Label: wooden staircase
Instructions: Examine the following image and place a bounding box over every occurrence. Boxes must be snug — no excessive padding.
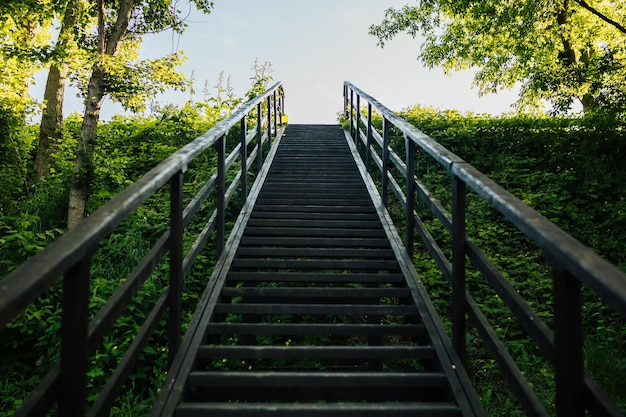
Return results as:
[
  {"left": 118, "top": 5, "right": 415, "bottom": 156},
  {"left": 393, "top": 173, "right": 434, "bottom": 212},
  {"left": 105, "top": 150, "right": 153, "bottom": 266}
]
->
[{"left": 153, "top": 124, "right": 484, "bottom": 417}]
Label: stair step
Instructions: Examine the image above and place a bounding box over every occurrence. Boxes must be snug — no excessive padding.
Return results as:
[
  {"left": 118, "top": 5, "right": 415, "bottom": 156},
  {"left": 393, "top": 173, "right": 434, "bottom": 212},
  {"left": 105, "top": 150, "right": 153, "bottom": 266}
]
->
[
  {"left": 235, "top": 247, "right": 394, "bottom": 258},
  {"left": 196, "top": 345, "right": 435, "bottom": 360},
  {"left": 230, "top": 258, "right": 399, "bottom": 271},
  {"left": 187, "top": 371, "right": 449, "bottom": 388},
  {"left": 176, "top": 402, "right": 462, "bottom": 417},
  {"left": 204, "top": 323, "right": 427, "bottom": 337},
  {"left": 226, "top": 271, "right": 405, "bottom": 283},
  {"left": 213, "top": 303, "right": 418, "bottom": 316}
]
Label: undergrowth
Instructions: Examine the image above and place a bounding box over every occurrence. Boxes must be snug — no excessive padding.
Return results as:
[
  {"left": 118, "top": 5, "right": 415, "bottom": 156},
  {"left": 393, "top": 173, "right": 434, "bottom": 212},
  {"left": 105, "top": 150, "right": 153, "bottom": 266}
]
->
[{"left": 359, "top": 107, "right": 626, "bottom": 415}]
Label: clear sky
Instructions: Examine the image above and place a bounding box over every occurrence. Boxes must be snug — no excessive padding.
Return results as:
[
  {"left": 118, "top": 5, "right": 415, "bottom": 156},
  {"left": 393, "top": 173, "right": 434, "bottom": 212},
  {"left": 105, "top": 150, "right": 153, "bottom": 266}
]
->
[{"left": 36, "top": 0, "right": 521, "bottom": 124}]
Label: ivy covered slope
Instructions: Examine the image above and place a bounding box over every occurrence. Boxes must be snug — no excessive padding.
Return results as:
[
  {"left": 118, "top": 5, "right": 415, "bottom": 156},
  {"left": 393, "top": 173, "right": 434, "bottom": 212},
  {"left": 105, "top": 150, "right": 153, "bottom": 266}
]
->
[
  {"left": 0, "top": 60, "right": 274, "bottom": 415},
  {"left": 0, "top": 105, "right": 216, "bottom": 415},
  {"left": 391, "top": 106, "right": 626, "bottom": 415},
  {"left": 400, "top": 107, "right": 626, "bottom": 268}
]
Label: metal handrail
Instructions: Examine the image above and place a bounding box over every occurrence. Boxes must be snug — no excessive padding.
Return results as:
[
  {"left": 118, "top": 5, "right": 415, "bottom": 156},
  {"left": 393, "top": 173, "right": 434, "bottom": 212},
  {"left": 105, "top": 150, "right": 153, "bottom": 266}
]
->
[
  {"left": 344, "top": 81, "right": 626, "bottom": 417},
  {"left": 0, "top": 82, "right": 285, "bottom": 416}
]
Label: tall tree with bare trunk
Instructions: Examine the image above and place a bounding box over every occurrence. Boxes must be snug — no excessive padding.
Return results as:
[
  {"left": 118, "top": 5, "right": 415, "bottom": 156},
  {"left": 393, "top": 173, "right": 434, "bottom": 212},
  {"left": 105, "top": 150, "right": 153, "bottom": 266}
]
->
[{"left": 66, "top": 0, "right": 214, "bottom": 228}]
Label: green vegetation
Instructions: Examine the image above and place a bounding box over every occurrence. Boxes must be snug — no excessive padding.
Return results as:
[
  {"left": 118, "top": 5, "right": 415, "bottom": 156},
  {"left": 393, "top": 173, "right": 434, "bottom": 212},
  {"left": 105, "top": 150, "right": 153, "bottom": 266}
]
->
[
  {"left": 370, "top": 0, "right": 626, "bottom": 115},
  {"left": 367, "top": 106, "right": 626, "bottom": 415},
  {"left": 0, "top": 62, "right": 276, "bottom": 415}
]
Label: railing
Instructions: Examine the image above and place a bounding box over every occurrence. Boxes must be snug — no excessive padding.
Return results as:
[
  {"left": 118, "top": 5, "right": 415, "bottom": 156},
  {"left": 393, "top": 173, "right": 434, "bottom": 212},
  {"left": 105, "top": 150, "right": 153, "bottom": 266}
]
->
[
  {"left": 0, "top": 82, "right": 285, "bottom": 417},
  {"left": 344, "top": 81, "right": 626, "bottom": 417}
]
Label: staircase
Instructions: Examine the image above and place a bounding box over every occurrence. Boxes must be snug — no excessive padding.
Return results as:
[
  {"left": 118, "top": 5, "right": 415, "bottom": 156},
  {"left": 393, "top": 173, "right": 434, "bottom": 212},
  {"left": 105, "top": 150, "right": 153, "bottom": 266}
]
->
[{"left": 153, "top": 124, "right": 484, "bottom": 417}]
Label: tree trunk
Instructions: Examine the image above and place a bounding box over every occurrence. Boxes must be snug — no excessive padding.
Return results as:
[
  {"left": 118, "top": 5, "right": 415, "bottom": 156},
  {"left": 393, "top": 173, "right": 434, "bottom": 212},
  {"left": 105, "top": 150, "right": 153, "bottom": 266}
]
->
[
  {"left": 33, "top": 4, "right": 81, "bottom": 180},
  {"left": 66, "top": 0, "right": 133, "bottom": 228},
  {"left": 67, "top": 65, "right": 105, "bottom": 229},
  {"left": 34, "top": 64, "right": 66, "bottom": 180}
]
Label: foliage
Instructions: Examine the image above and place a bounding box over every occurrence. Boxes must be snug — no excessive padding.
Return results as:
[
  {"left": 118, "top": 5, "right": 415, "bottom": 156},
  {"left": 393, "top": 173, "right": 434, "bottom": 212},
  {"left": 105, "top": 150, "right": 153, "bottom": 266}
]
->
[
  {"left": 0, "top": 104, "right": 37, "bottom": 214},
  {"left": 0, "top": 64, "right": 276, "bottom": 415},
  {"left": 369, "top": 0, "right": 626, "bottom": 114},
  {"left": 370, "top": 105, "right": 626, "bottom": 414}
]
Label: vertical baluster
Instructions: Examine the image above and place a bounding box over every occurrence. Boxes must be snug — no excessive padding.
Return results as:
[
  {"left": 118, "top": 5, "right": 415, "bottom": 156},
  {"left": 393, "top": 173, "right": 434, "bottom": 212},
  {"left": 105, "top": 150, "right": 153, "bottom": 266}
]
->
[
  {"left": 266, "top": 96, "right": 272, "bottom": 144},
  {"left": 382, "top": 117, "right": 390, "bottom": 208},
  {"left": 272, "top": 91, "right": 278, "bottom": 134},
  {"left": 60, "top": 254, "right": 92, "bottom": 416},
  {"left": 168, "top": 170, "right": 183, "bottom": 365},
  {"left": 344, "top": 84, "right": 349, "bottom": 119},
  {"left": 216, "top": 134, "right": 226, "bottom": 256},
  {"left": 355, "top": 94, "right": 361, "bottom": 144},
  {"left": 350, "top": 89, "right": 355, "bottom": 138},
  {"left": 451, "top": 175, "right": 467, "bottom": 363},
  {"left": 405, "top": 135, "right": 416, "bottom": 255},
  {"left": 240, "top": 116, "right": 248, "bottom": 202},
  {"left": 257, "top": 102, "right": 263, "bottom": 170},
  {"left": 281, "top": 92, "right": 285, "bottom": 124},
  {"left": 553, "top": 267, "right": 584, "bottom": 417},
  {"left": 366, "top": 103, "right": 372, "bottom": 168}
]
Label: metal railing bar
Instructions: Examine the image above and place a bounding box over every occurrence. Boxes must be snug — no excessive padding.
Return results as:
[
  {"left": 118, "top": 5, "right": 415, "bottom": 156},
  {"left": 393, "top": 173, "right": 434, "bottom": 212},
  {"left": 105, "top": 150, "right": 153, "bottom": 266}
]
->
[
  {"left": 348, "top": 79, "right": 626, "bottom": 318},
  {"left": 466, "top": 294, "right": 551, "bottom": 417},
  {"left": 182, "top": 137, "right": 245, "bottom": 229},
  {"left": 240, "top": 117, "right": 248, "bottom": 201},
  {"left": 465, "top": 241, "right": 554, "bottom": 360},
  {"left": 88, "top": 291, "right": 168, "bottom": 417},
  {"left": 25, "top": 233, "right": 169, "bottom": 416},
  {"left": 14, "top": 363, "right": 59, "bottom": 417},
  {"left": 151, "top": 118, "right": 286, "bottom": 417},
  {"left": 345, "top": 80, "right": 626, "bottom": 416},
  {"left": 412, "top": 211, "right": 452, "bottom": 282},
  {"left": 168, "top": 171, "right": 184, "bottom": 363},
  {"left": 357, "top": 118, "right": 407, "bottom": 180},
  {"left": 585, "top": 376, "right": 625, "bottom": 416},
  {"left": 2, "top": 83, "right": 284, "bottom": 417},
  {"left": 216, "top": 135, "right": 226, "bottom": 256},
  {"left": 182, "top": 167, "right": 243, "bottom": 278},
  {"left": 452, "top": 162, "right": 626, "bottom": 320},
  {"left": 59, "top": 255, "right": 91, "bottom": 417},
  {"left": 183, "top": 176, "right": 217, "bottom": 227},
  {"left": 183, "top": 139, "right": 263, "bottom": 278},
  {"left": 0, "top": 82, "right": 283, "bottom": 330},
  {"left": 451, "top": 175, "right": 467, "bottom": 361},
  {"left": 356, "top": 92, "right": 559, "bottom": 365},
  {"left": 346, "top": 81, "right": 463, "bottom": 169},
  {"left": 365, "top": 143, "right": 408, "bottom": 214},
  {"left": 415, "top": 178, "right": 452, "bottom": 231},
  {"left": 88, "top": 232, "right": 169, "bottom": 351}
]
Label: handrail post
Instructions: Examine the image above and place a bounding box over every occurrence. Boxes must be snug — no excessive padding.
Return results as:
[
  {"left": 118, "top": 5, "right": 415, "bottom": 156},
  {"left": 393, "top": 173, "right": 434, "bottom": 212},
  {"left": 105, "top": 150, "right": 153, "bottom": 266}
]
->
[
  {"left": 343, "top": 83, "right": 349, "bottom": 119},
  {"left": 59, "top": 255, "right": 91, "bottom": 416},
  {"left": 355, "top": 94, "right": 361, "bottom": 144},
  {"left": 381, "top": 117, "right": 390, "bottom": 208},
  {"left": 168, "top": 170, "right": 183, "bottom": 365},
  {"left": 350, "top": 89, "right": 355, "bottom": 139},
  {"left": 240, "top": 116, "right": 248, "bottom": 201},
  {"left": 366, "top": 103, "right": 372, "bottom": 168},
  {"left": 281, "top": 93, "right": 285, "bottom": 124},
  {"left": 553, "top": 267, "right": 584, "bottom": 417},
  {"left": 452, "top": 174, "right": 467, "bottom": 363},
  {"left": 267, "top": 96, "right": 272, "bottom": 144},
  {"left": 405, "top": 135, "right": 416, "bottom": 255},
  {"left": 272, "top": 91, "right": 278, "bottom": 134},
  {"left": 257, "top": 102, "right": 263, "bottom": 170},
  {"left": 216, "top": 134, "right": 226, "bottom": 256}
]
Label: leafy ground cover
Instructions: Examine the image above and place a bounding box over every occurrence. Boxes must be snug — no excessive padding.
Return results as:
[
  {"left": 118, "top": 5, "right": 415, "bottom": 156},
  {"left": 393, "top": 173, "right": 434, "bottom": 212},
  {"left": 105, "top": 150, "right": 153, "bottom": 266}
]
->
[
  {"left": 384, "top": 107, "right": 626, "bottom": 415},
  {"left": 2, "top": 105, "right": 625, "bottom": 415}
]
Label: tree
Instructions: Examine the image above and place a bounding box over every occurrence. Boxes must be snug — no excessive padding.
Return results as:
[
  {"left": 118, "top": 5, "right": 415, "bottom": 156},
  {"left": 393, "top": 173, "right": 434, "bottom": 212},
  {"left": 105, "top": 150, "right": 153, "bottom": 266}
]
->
[
  {"left": 369, "top": 0, "right": 626, "bottom": 113},
  {"left": 33, "top": 0, "right": 91, "bottom": 180},
  {"left": 66, "top": 0, "right": 213, "bottom": 228},
  {"left": 0, "top": 2, "right": 52, "bottom": 210}
]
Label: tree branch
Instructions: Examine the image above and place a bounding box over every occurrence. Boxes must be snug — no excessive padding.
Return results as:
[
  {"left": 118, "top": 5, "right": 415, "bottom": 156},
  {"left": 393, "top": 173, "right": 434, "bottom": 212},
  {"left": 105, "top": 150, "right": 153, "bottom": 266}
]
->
[{"left": 573, "top": 0, "right": 626, "bottom": 34}]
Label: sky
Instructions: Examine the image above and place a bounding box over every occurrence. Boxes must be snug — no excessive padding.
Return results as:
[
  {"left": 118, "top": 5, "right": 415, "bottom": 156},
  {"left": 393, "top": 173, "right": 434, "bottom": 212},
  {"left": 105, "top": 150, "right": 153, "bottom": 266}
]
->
[{"left": 35, "top": 0, "right": 521, "bottom": 124}]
